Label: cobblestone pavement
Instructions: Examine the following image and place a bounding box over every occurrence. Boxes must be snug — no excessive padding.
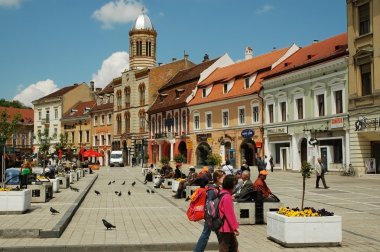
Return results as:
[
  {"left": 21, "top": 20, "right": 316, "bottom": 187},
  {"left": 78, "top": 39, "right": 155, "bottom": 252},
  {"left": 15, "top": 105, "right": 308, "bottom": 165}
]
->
[{"left": 0, "top": 166, "right": 380, "bottom": 251}]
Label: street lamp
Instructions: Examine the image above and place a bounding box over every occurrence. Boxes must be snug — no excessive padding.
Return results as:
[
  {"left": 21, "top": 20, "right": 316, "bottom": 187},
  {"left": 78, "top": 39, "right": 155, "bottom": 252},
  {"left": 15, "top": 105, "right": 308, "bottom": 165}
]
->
[{"left": 76, "top": 120, "right": 84, "bottom": 161}]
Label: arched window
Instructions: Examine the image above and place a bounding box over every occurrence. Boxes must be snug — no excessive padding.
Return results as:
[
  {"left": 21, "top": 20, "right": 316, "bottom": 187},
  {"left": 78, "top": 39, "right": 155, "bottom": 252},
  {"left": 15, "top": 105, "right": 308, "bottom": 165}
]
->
[
  {"left": 145, "top": 41, "right": 152, "bottom": 56},
  {"left": 151, "top": 118, "right": 156, "bottom": 138},
  {"left": 139, "top": 109, "right": 146, "bottom": 133},
  {"left": 158, "top": 116, "right": 162, "bottom": 134},
  {"left": 116, "top": 114, "right": 122, "bottom": 135},
  {"left": 116, "top": 90, "right": 122, "bottom": 110},
  {"left": 174, "top": 112, "right": 179, "bottom": 135},
  {"left": 124, "top": 112, "right": 130, "bottom": 133},
  {"left": 136, "top": 40, "right": 142, "bottom": 56},
  {"left": 139, "top": 83, "right": 146, "bottom": 106},
  {"left": 124, "top": 87, "right": 131, "bottom": 108}
]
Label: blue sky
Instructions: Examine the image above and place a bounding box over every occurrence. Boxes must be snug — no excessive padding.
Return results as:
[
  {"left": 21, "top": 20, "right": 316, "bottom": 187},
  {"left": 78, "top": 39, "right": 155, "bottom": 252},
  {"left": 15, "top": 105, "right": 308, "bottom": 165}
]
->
[{"left": 0, "top": 0, "right": 347, "bottom": 107}]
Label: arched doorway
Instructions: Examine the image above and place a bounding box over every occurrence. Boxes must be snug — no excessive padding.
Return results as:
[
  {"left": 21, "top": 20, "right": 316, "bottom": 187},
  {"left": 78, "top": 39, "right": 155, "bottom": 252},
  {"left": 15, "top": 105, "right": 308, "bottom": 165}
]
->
[
  {"left": 300, "top": 138, "right": 307, "bottom": 165},
  {"left": 196, "top": 142, "right": 211, "bottom": 167},
  {"left": 178, "top": 141, "right": 187, "bottom": 163},
  {"left": 240, "top": 139, "right": 256, "bottom": 166}
]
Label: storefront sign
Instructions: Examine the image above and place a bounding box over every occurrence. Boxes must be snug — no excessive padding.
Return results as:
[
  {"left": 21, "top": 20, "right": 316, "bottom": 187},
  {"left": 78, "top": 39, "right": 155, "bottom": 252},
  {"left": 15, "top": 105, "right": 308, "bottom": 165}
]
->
[
  {"left": 267, "top": 126, "right": 288, "bottom": 135},
  {"left": 331, "top": 117, "right": 343, "bottom": 129},
  {"left": 196, "top": 133, "right": 211, "bottom": 142},
  {"left": 355, "top": 117, "right": 380, "bottom": 131},
  {"left": 241, "top": 129, "right": 254, "bottom": 138}
]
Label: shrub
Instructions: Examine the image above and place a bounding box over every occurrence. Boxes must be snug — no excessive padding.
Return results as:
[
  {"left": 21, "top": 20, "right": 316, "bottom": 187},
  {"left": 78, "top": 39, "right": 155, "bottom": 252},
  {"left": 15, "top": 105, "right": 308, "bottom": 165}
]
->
[{"left": 174, "top": 154, "right": 186, "bottom": 163}]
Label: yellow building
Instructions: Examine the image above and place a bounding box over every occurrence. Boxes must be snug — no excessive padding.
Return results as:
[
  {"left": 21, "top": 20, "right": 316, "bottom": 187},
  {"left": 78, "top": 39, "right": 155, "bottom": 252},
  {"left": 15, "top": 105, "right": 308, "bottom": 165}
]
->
[{"left": 347, "top": 0, "right": 380, "bottom": 175}]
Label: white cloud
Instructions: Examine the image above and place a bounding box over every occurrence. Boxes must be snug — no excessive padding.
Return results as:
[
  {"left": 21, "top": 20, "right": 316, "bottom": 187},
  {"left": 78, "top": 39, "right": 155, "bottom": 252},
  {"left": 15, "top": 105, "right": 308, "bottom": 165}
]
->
[
  {"left": 0, "top": 0, "right": 22, "bottom": 8},
  {"left": 92, "top": 51, "right": 129, "bottom": 88},
  {"left": 255, "top": 4, "right": 273, "bottom": 14},
  {"left": 13, "top": 79, "right": 59, "bottom": 107},
  {"left": 92, "top": 0, "right": 145, "bottom": 29}
]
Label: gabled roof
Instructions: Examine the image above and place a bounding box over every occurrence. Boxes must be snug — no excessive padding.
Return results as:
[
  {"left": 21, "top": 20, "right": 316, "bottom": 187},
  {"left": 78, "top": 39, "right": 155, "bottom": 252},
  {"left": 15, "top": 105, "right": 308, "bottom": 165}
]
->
[
  {"left": 159, "top": 58, "right": 218, "bottom": 91},
  {"left": 62, "top": 100, "right": 96, "bottom": 120},
  {"left": 148, "top": 59, "right": 219, "bottom": 114},
  {"left": 99, "top": 77, "right": 120, "bottom": 95},
  {"left": 265, "top": 33, "right": 348, "bottom": 79},
  {"left": 199, "top": 48, "right": 289, "bottom": 87},
  {"left": 189, "top": 48, "right": 290, "bottom": 106},
  {"left": 0, "top": 106, "right": 34, "bottom": 124},
  {"left": 32, "top": 84, "right": 79, "bottom": 104}
]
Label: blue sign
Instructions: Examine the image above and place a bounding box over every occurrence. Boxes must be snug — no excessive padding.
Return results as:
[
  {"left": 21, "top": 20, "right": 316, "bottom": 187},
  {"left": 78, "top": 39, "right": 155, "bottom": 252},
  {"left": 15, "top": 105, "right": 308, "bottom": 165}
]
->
[{"left": 241, "top": 129, "right": 254, "bottom": 138}]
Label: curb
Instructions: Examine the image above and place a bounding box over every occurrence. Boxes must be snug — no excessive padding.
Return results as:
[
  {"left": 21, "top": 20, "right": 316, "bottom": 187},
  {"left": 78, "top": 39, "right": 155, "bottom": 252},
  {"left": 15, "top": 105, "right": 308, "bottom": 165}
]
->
[{"left": 39, "top": 174, "right": 99, "bottom": 238}]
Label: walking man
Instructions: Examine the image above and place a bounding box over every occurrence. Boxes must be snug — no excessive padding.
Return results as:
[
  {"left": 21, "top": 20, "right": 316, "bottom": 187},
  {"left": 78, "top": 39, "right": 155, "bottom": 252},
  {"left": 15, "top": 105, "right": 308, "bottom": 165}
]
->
[{"left": 315, "top": 157, "right": 329, "bottom": 189}]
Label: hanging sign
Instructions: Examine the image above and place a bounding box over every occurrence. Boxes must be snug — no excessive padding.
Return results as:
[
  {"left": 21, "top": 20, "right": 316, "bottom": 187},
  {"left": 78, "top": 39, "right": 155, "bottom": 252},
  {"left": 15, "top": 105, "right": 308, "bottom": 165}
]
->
[{"left": 241, "top": 129, "right": 254, "bottom": 138}]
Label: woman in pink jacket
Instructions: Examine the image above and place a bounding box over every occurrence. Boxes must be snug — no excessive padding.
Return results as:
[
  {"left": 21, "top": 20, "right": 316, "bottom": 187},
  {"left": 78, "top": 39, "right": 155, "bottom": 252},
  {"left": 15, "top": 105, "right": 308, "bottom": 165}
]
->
[{"left": 218, "top": 174, "right": 239, "bottom": 252}]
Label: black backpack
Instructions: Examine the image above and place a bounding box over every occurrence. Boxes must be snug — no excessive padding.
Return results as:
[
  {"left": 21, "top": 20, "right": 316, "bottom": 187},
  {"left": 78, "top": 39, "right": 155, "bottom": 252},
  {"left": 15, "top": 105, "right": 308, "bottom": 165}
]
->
[{"left": 204, "top": 188, "right": 228, "bottom": 231}]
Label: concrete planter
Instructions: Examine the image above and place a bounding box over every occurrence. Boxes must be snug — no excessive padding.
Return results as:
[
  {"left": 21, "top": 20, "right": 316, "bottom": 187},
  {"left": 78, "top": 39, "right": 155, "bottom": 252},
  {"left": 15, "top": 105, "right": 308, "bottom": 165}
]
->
[
  {"left": 266, "top": 212, "right": 342, "bottom": 247},
  {"left": 0, "top": 189, "right": 31, "bottom": 214}
]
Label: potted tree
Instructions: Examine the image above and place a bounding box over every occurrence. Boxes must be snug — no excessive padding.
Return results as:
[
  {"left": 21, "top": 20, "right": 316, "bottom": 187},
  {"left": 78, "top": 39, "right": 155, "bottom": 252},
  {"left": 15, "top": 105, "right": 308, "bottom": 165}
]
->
[
  {"left": 174, "top": 154, "right": 186, "bottom": 166},
  {"left": 206, "top": 153, "right": 222, "bottom": 171},
  {"left": 266, "top": 161, "right": 342, "bottom": 247}
]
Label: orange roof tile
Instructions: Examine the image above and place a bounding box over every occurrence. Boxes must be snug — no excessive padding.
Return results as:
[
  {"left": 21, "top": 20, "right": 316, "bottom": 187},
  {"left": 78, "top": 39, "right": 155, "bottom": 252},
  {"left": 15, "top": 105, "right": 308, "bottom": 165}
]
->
[
  {"left": 265, "top": 33, "right": 347, "bottom": 78},
  {"left": 0, "top": 106, "right": 34, "bottom": 124},
  {"left": 62, "top": 100, "right": 96, "bottom": 119}
]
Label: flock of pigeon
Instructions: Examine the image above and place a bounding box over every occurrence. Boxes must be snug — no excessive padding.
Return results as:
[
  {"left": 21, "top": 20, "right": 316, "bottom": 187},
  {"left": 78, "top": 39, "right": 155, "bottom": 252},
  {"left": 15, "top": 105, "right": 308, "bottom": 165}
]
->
[{"left": 50, "top": 179, "right": 157, "bottom": 230}]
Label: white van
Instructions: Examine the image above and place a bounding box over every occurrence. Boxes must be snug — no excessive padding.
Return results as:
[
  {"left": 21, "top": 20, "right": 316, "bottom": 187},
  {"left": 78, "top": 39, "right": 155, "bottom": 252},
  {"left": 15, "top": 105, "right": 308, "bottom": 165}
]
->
[{"left": 110, "top": 150, "right": 124, "bottom": 167}]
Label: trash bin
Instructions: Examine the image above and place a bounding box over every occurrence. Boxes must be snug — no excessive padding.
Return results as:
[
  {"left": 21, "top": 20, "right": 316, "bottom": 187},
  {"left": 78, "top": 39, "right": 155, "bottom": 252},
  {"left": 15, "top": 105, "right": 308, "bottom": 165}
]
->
[{"left": 5, "top": 168, "right": 20, "bottom": 185}]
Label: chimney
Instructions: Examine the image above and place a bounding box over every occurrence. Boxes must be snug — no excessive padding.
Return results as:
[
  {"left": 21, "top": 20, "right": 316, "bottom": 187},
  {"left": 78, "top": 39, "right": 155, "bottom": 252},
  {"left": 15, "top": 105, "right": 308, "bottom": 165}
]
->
[
  {"left": 184, "top": 54, "right": 189, "bottom": 60},
  {"left": 90, "top": 81, "right": 95, "bottom": 91},
  {"left": 158, "top": 62, "right": 163, "bottom": 66},
  {"left": 245, "top": 47, "right": 253, "bottom": 60},
  {"left": 313, "top": 39, "right": 319, "bottom": 44},
  {"left": 172, "top": 58, "right": 177, "bottom": 62},
  {"left": 203, "top": 53, "right": 209, "bottom": 62}
]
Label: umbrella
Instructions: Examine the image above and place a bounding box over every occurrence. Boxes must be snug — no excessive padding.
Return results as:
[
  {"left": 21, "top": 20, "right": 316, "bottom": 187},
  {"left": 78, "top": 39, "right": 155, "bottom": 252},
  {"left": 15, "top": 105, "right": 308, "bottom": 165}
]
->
[{"left": 82, "top": 149, "right": 104, "bottom": 158}]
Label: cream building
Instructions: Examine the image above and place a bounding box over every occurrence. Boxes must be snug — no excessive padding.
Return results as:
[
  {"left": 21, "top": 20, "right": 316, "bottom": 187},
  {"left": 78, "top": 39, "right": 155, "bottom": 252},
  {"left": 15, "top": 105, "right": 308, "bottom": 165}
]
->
[{"left": 347, "top": 0, "right": 380, "bottom": 175}]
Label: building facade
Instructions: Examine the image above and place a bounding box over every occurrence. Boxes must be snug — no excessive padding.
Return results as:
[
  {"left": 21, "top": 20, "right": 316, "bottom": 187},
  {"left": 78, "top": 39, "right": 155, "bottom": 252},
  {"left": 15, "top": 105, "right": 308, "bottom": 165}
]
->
[
  {"left": 262, "top": 33, "right": 349, "bottom": 172},
  {"left": 347, "top": 0, "right": 380, "bottom": 175}
]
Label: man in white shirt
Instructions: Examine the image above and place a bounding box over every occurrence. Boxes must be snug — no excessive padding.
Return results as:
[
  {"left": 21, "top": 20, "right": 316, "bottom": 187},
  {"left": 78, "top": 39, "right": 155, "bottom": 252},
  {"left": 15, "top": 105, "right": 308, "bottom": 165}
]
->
[{"left": 222, "top": 160, "right": 234, "bottom": 175}]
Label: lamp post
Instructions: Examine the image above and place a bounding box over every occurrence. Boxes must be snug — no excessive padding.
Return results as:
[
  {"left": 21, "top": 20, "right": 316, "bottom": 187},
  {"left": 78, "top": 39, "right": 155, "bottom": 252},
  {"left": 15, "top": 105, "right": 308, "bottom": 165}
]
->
[{"left": 77, "top": 120, "right": 84, "bottom": 162}]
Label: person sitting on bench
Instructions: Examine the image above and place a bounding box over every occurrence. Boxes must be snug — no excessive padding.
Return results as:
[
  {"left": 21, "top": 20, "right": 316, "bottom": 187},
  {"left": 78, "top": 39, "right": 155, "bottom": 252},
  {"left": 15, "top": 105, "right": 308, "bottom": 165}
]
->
[
  {"left": 253, "top": 170, "right": 279, "bottom": 202},
  {"left": 233, "top": 170, "right": 254, "bottom": 202}
]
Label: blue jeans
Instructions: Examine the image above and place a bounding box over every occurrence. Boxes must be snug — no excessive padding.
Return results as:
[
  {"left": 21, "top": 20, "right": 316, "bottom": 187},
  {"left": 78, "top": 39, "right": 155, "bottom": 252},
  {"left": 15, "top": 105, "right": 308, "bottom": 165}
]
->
[{"left": 194, "top": 221, "right": 220, "bottom": 252}]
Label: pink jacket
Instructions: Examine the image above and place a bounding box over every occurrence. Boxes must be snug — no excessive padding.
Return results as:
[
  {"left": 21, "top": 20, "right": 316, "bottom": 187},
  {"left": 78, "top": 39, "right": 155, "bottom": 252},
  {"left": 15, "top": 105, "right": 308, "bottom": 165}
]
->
[{"left": 218, "top": 189, "right": 239, "bottom": 233}]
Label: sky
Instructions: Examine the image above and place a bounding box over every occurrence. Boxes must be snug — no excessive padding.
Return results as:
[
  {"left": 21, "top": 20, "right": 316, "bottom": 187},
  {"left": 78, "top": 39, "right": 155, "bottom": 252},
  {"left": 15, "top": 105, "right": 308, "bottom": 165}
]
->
[{"left": 0, "top": 0, "right": 347, "bottom": 107}]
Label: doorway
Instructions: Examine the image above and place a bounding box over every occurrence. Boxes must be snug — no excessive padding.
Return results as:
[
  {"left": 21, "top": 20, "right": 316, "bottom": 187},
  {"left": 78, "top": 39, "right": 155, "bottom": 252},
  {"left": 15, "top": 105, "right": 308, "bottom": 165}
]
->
[
  {"left": 196, "top": 142, "right": 211, "bottom": 167},
  {"left": 280, "top": 147, "right": 289, "bottom": 170},
  {"left": 300, "top": 138, "right": 307, "bottom": 165},
  {"left": 372, "top": 142, "right": 380, "bottom": 173}
]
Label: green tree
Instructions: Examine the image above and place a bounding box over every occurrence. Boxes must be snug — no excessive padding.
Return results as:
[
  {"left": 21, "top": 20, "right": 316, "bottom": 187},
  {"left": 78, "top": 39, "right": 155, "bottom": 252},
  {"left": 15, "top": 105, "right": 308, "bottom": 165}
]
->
[
  {"left": 0, "top": 98, "right": 29, "bottom": 109},
  {"left": 160, "top": 156, "right": 170, "bottom": 166},
  {"left": 300, "top": 161, "right": 313, "bottom": 209},
  {"left": 0, "top": 110, "right": 21, "bottom": 188},
  {"left": 34, "top": 129, "right": 56, "bottom": 175},
  {"left": 206, "top": 153, "right": 222, "bottom": 168},
  {"left": 174, "top": 154, "right": 186, "bottom": 164}
]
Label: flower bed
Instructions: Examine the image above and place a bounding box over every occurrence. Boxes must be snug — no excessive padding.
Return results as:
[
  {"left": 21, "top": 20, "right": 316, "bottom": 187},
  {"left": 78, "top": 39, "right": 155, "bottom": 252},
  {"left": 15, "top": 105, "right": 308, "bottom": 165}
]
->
[
  {"left": 0, "top": 189, "right": 31, "bottom": 214},
  {"left": 267, "top": 208, "right": 342, "bottom": 247}
]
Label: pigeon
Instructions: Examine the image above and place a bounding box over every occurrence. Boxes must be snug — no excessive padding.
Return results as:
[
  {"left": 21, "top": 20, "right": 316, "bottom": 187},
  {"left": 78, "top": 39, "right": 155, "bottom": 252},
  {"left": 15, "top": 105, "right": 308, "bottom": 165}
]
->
[
  {"left": 95, "top": 190, "right": 101, "bottom": 195},
  {"left": 122, "top": 181, "right": 125, "bottom": 185},
  {"left": 112, "top": 180, "right": 115, "bottom": 183},
  {"left": 102, "top": 219, "right": 116, "bottom": 230},
  {"left": 128, "top": 190, "right": 131, "bottom": 196},
  {"left": 108, "top": 181, "right": 111, "bottom": 185},
  {"left": 50, "top": 207, "right": 60, "bottom": 215},
  {"left": 146, "top": 189, "right": 150, "bottom": 194},
  {"left": 151, "top": 190, "right": 155, "bottom": 194},
  {"left": 131, "top": 181, "right": 136, "bottom": 187},
  {"left": 114, "top": 191, "right": 119, "bottom": 194},
  {"left": 118, "top": 191, "right": 122, "bottom": 196},
  {"left": 70, "top": 186, "right": 79, "bottom": 192}
]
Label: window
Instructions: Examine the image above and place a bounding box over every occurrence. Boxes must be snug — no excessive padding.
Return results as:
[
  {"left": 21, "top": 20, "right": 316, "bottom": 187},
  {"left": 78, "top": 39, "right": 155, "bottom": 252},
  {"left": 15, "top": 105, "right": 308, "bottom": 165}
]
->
[
  {"left": 268, "top": 104, "right": 274, "bottom": 123},
  {"left": 139, "top": 84, "right": 145, "bottom": 106},
  {"left": 55, "top": 108, "right": 58, "bottom": 119},
  {"left": 125, "top": 113, "right": 130, "bottom": 133},
  {"left": 174, "top": 113, "right": 179, "bottom": 133},
  {"left": 238, "top": 107, "right": 245, "bottom": 125},
  {"left": 107, "top": 134, "right": 111, "bottom": 145},
  {"left": 108, "top": 113, "right": 112, "bottom": 124},
  {"left": 202, "top": 89, "right": 207, "bottom": 97},
  {"left": 71, "top": 132, "right": 74, "bottom": 143},
  {"left": 38, "top": 111, "right": 41, "bottom": 120},
  {"left": 136, "top": 40, "right": 142, "bottom": 56},
  {"left": 101, "top": 114, "right": 105, "bottom": 125},
  {"left": 54, "top": 128, "right": 57, "bottom": 138},
  {"left": 46, "top": 110, "right": 50, "bottom": 122},
  {"left": 317, "top": 94, "right": 325, "bottom": 116},
  {"left": 125, "top": 87, "right": 131, "bottom": 107},
  {"left": 222, "top": 110, "right": 229, "bottom": 127},
  {"left": 334, "top": 90, "right": 343, "bottom": 114},
  {"left": 182, "top": 111, "right": 187, "bottom": 133},
  {"left": 94, "top": 115, "right": 98, "bottom": 126},
  {"left": 361, "top": 63, "right": 372, "bottom": 96},
  {"left": 280, "top": 102, "right": 286, "bottom": 122},
  {"left": 194, "top": 114, "right": 200, "bottom": 130},
  {"left": 116, "top": 114, "right": 122, "bottom": 134},
  {"left": 359, "top": 3, "right": 370, "bottom": 35},
  {"left": 205, "top": 112, "right": 212, "bottom": 129},
  {"left": 252, "top": 105, "right": 259, "bottom": 123},
  {"left": 94, "top": 135, "right": 99, "bottom": 146},
  {"left": 223, "top": 83, "right": 228, "bottom": 93},
  {"left": 86, "top": 130, "right": 89, "bottom": 143},
  {"left": 245, "top": 78, "right": 250, "bottom": 89},
  {"left": 296, "top": 98, "right": 303, "bottom": 119}
]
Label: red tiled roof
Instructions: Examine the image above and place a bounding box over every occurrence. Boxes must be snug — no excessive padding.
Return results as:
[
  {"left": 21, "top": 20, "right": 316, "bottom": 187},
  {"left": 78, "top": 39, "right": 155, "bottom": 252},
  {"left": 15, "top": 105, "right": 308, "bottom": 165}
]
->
[
  {"left": 189, "top": 48, "right": 289, "bottom": 106},
  {"left": 62, "top": 100, "right": 96, "bottom": 119},
  {"left": 199, "top": 48, "right": 289, "bottom": 87},
  {"left": 98, "top": 77, "right": 119, "bottom": 95},
  {"left": 148, "top": 59, "right": 219, "bottom": 114},
  {"left": 265, "top": 33, "right": 347, "bottom": 79},
  {"left": 33, "top": 84, "right": 78, "bottom": 103},
  {"left": 91, "top": 102, "right": 113, "bottom": 112},
  {"left": 0, "top": 106, "right": 34, "bottom": 124}
]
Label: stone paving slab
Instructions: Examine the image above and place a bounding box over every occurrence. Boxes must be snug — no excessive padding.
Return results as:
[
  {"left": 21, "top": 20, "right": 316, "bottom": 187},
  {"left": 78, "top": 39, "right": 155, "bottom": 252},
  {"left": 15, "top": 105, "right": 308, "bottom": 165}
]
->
[{"left": 1, "top": 167, "right": 380, "bottom": 251}]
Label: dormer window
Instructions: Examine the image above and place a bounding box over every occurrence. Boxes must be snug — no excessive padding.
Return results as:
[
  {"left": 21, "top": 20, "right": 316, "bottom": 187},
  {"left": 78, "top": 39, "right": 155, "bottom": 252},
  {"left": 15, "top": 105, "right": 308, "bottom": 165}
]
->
[
  {"left": 159, "top": 93, "right": 168, "bottom": 102},
  {"left": 223, "top": 83, "right": 228, "bottom": 93},
  {"left": 175, "top": 88, "right": 184, "bottom": 99},
  {"left": 202, "top": 88, "right": 207, "bottom": 98},
  {"left": 245, "top": 78, "right": 250, "bottom": 89}
]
